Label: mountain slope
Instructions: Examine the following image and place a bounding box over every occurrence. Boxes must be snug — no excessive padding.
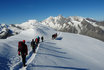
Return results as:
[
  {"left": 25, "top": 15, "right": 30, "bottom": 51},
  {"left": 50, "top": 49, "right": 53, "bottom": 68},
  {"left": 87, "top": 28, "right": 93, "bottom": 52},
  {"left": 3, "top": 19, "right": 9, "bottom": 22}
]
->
[
  {"left": 0, "top": 23, "right": 56, "bottom": 70},
  {"left": 0, "top": 16, "right": 104, "bottom": 41},
  {"left": 41, "top": 15, "right": 104, "bottom": 41},
  {"left": 27, "top": 32, "right": 104, "bottom": 70},
  {"left": 0, "top": 23, "right": 104, "bottom": 70},
  {"left": 0, "top": 24, "right": 24, "bottom": 39}
]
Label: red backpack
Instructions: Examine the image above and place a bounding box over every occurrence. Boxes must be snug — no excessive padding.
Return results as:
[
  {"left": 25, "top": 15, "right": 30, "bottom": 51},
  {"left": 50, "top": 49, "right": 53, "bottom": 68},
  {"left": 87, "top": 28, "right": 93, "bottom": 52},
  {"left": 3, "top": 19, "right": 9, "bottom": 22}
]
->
[
  {"left": 35, "top": 38, "right": 38, "bottom": 43},
  {"left": 18, "top": 41, "right": 22, "bottom": 51},
  {"left": 18, "top": 41, "right": 22, "bottom": 55},
  {"left": 18, "top": 41, "right": 27, "bottom": 55}
]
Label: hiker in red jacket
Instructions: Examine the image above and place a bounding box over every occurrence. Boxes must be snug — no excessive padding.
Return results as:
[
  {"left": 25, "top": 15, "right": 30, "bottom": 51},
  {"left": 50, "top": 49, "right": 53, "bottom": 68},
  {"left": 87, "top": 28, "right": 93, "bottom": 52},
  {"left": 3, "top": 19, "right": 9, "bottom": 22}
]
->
[
  {"left": 18, "top": 40, "right": 28, "bottom": 67},
  {"left": 35, "top": 38, "right": 38, "bottom": 45}
]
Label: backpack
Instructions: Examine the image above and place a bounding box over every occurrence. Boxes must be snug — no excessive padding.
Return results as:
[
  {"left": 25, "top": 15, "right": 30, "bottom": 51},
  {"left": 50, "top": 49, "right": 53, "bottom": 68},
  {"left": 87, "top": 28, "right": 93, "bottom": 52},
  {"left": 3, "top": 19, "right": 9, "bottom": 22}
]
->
[
  {"left": 18, "top": 41, "right": 22, "bottom": 52},
  {"left": 31, "top": 40, "right": 35, "bottom": 47},
  {"left": 18, "top": 41, "right": 26, "bottom": 54},
  {"left": 35, "top": 38, "right": 38, "bottom": 43}
]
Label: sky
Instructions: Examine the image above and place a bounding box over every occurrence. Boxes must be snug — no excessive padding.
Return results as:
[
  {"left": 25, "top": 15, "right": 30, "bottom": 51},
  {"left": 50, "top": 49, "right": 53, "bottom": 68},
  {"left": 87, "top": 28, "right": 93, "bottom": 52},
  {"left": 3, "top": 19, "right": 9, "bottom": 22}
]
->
[{"left": 0, "top": 0, "right": 104, "bottom": 24}]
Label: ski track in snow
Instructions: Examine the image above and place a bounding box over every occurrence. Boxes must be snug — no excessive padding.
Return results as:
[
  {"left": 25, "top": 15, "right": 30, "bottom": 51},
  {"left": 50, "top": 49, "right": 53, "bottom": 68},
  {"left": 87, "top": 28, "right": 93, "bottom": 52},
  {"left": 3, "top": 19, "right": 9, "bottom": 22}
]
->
[
  {"left": 10, "top": 43, "right": 40, "bottom": 70},
  {"left": 20, "top": 44, "right": 40, "bottom": 70}
]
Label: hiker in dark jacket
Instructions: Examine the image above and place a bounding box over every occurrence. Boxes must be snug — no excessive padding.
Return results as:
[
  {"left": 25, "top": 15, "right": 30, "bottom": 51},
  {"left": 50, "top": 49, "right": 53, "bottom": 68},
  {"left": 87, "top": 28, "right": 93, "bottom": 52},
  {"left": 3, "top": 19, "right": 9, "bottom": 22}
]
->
[
  {"left": 18, "top": 40, "right": 28, "bottom": 67},
  {"left": 31, "top": 39, "right": 36, "bottom": 53},
  {"left": 37, "top": 36, "right": 40, "bottom": 44},
  {"left": 41, "top": 36, "right": 44, "bottom": 42},
  {"left": 52, "top": 34, "right": 54, "bottom": 39},
  {"left": 52, "top": 33, "right": 57, "bottom": 40}
]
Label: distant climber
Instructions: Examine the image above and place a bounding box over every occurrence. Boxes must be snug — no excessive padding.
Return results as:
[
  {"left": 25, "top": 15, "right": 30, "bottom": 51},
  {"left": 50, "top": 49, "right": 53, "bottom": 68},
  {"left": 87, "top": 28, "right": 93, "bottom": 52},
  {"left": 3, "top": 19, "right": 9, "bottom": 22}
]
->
[
  {"left": 55, "top": 33, "right": 57, "bottom": 37},
  {"left": 35, "top": 38, "right": 38, "bottom": 45},
  {"left": 18, "top": 40, "right": 28, "bottom": 67},
  {"left": 31, "top": 39, "right": 36, "bottom": 53},
  {"left": 41, "top": 36, "right": 44, "bottom": 42},
  {"left": 52, "top": 34, "right": 54, "bottom": 39},
  {"left": 52, "top": 33, "right": 57, "bottom": 39},
  {"left": 37, "top": 36, "right": 40, "bottom": 44}
]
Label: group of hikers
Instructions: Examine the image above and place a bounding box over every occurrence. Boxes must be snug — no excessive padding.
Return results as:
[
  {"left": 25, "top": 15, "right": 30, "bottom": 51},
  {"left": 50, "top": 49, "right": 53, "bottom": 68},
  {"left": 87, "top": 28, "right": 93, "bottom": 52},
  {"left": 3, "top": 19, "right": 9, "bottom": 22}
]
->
[
  {"left": 18, "top": 36, "right": 44, "bottom": 67},
  {"left": 18, "top": 33, "right": 57, "bottom": 67},
  {"left": 52, "top": 33, "right": 57, "bottom": 39},
  {"left": 31, "top": 36, "right": 44, "bottom": 53}
]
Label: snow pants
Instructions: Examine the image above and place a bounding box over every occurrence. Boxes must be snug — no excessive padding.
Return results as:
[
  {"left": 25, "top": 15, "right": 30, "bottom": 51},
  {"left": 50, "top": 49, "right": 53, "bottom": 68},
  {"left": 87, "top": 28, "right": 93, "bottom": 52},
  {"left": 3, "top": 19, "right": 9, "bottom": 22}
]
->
[{"left": 22, "top": 54, "right": 26, "bottom": 66}]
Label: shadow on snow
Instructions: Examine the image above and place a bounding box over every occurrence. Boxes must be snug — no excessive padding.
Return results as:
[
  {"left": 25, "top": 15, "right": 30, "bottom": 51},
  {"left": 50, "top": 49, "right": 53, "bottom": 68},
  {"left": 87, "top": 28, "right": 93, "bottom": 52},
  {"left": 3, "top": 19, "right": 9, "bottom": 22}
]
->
[
  {"left": 29, "top": 65, "right": 88, "bottom": 70},
  {"left": 41, "top": 42, "right": 61, "bottom": 49},
  {"left": 13, "top": 51, "right": 34, "bottom": 70},
  {"left": 0, "top": 56, "right": 9, "bottom": 70},
  {"left": 40, "top": 46, "right": 66, "bottom": 54},
  {"left": 56, "top": 37, "right": 63, "bottom": 40},
  {"left": 37, "top": 53, "right": 71, "bottom": 60}
]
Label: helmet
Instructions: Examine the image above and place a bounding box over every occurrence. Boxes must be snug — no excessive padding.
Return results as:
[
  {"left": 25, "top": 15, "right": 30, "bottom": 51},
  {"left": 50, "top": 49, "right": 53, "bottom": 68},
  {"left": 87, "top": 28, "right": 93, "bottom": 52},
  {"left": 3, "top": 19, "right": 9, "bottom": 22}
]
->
[{"left": 23, "top": 40, "right": 25, "bottom": 43}]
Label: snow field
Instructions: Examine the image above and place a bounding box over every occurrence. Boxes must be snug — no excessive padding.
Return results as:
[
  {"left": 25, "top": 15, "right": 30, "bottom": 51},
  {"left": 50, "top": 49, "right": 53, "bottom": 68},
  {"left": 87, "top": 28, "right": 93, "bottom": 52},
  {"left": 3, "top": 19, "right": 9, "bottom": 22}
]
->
[{"left": 0, "top": 23, "right": 104, "bottom": 70}]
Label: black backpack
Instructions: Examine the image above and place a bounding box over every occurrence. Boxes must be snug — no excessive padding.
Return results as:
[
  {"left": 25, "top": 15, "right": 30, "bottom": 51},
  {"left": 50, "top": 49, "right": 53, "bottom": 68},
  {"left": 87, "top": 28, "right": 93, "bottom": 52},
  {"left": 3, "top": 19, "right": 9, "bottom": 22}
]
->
[{"left": 31, "top": 41, "right": 35, "bottom": 47}]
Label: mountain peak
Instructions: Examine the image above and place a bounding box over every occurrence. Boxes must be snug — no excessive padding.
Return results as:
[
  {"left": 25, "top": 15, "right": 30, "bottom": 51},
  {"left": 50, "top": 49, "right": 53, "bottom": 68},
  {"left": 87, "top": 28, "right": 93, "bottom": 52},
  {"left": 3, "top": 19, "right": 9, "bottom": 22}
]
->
[
  {"left": 48, "top": 16, "right": 54, "bottom": 20},
  {"left": 21, "top": 19, "right": 38, "bottom": 26},
  {"left": 68, "top": 16, "right": 84, "bottom": 22},
  {"left": 56, "top": 15, "right": 64, "bottom": 18},
  {"left": 26, "top": 19, "right": 38, "bottom": 25}
]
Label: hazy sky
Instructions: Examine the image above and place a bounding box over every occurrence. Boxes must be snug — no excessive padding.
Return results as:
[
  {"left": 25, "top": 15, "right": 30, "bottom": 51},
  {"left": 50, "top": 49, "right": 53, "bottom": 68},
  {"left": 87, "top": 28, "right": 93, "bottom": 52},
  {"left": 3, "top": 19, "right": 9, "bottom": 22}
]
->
[{"left": 0, "top": 0, "right": 104, "bottom": 24}]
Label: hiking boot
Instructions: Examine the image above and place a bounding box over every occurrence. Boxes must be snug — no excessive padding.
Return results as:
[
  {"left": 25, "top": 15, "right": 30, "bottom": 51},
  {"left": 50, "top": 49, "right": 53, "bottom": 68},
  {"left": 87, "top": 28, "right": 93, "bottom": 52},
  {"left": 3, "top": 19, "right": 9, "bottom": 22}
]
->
[{"left": 23, "top": 64, "right": 27, "bottom": 67}]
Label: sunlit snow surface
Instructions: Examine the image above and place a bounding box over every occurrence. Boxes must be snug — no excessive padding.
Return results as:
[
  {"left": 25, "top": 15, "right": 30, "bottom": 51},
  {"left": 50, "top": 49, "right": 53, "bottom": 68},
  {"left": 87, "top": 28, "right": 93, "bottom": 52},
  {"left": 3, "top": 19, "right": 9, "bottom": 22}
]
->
[{"left": 0, "top": 23, "right": 104, "bottom": 70}]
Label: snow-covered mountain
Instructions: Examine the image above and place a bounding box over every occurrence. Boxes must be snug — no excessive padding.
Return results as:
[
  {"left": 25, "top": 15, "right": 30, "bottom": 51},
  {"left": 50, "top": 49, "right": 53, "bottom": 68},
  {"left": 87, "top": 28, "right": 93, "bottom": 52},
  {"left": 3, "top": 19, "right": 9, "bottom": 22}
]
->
[
  {"left": 0, "top": 22, "right": 104, "bottom": 70},
  {"left": 0, "top": 16, "right": 104, "bottom": 41},
  {"left": 0, "top": 24, "right": 24, "bottom": 39},
  {"left": 42, "top": 15, "right": 104, "bottom": 41},
  {"left": 0, "top": 20, "right": 39, "bottom": 39}
]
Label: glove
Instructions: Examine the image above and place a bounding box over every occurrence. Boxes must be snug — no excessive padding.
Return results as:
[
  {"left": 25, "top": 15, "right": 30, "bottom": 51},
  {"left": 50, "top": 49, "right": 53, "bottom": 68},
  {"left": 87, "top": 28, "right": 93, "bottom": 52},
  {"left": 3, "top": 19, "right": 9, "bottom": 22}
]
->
[{"left": 26, "top": 53, "right": 28, "bottom": 55}]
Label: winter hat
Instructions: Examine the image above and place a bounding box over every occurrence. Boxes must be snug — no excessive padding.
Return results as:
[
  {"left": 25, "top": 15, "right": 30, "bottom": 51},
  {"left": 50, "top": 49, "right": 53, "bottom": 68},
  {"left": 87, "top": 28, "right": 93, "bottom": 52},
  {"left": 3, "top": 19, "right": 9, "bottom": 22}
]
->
[{"left": 23, "top": 40, "right": 25, "bottom": 43}]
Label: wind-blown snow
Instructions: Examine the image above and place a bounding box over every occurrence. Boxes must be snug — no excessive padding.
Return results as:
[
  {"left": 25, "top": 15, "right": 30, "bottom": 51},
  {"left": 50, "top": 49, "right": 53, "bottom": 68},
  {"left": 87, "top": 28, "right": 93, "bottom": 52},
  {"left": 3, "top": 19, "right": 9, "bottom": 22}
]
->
[{"left": 0, "top": 22, "right": 104, "bottom": 70}]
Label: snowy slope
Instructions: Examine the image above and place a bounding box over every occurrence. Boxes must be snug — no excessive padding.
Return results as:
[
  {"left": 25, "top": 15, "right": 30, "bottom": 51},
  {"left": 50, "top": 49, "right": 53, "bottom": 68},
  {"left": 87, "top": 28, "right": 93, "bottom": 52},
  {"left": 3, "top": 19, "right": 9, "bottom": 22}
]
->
[
  {"left": 16, "top": 20, "right": 39, "bottom": 29},
  {"left": 0, "top": 20, "right": 39, "bottom": 39},
  {"left": 0, "top": 22, "right": 104, "bottom": 70},
  {"left": 26, "top": 32, "right": 104, "bottom": 70},
  {"left": 41, "top": 15, "right": 104, "bottom": 41},
  {"left": 0, "top": 23, "right": 56, "bottom": 70}
]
